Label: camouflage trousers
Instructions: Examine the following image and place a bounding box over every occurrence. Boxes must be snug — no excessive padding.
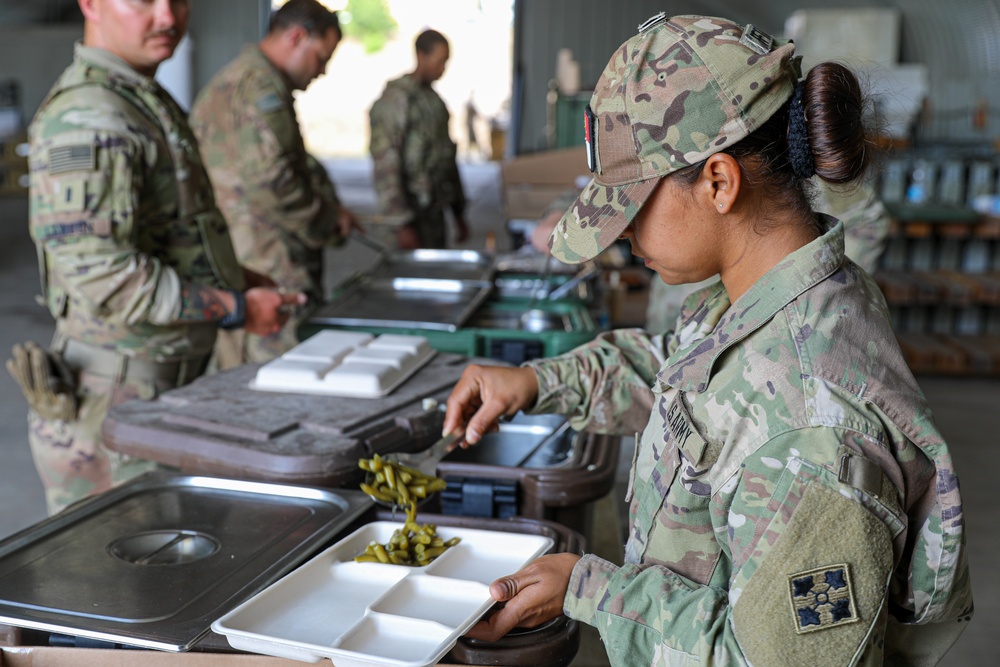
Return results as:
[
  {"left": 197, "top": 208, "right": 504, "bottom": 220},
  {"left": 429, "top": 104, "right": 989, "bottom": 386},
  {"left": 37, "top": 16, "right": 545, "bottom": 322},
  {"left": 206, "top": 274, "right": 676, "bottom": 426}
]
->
[
  {"left": 27, "top": 368, "right": 176, "bottom": 515},
  {"left": 412, "top": 204, "right": 448, "bottom": 249}
]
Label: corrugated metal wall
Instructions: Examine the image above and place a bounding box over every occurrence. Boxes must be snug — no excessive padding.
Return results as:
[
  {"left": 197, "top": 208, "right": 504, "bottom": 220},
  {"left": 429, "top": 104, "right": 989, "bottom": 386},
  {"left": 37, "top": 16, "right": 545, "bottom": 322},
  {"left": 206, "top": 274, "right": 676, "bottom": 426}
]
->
[
  {"left": 512, "top": 0, "right": 1000, "bottom": 153},
  {"left": 902, "top": 0, "right": 1000, "bottom": 141}
]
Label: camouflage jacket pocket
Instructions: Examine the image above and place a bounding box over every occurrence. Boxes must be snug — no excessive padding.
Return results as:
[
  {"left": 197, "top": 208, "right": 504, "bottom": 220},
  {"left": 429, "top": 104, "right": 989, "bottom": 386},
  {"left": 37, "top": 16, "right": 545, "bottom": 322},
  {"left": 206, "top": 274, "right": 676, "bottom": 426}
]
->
[
  {"left": 193, "top": 210, "right": 245, "bottom": 290},
  {"left": 628, "top": 391, "right": 723, "bottom": 585}
]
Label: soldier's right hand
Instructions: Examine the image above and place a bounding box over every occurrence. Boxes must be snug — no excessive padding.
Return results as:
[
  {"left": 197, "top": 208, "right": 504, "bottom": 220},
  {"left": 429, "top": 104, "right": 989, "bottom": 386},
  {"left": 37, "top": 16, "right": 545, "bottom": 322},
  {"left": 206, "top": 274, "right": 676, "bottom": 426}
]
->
[
  {"left": 396, "top": 223, "right": 422, "bottom": 250},
  {"left": 243, "top": 288, "right": 306, "bottom": 336},
  {"left": 443, "top": 364, "right": 539, "bottom": 445}
]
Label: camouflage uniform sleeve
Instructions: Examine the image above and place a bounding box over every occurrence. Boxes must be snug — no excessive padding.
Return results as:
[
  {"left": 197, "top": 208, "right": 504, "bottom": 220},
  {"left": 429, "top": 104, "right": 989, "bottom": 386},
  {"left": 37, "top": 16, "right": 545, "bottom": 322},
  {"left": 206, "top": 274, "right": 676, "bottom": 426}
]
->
[
  {"left": 564, "top": 426, "right": 920, "bottom": 665},
  {"left": 369, "top": 86, "right": 414, "bottom": 222},
  {"left": 524, "top": 328, "right": 665, "bottom": 436},
  {"left": 232, "top": 83, "right": 340, "bottom": 250},
  {"left": 811, "top": 179, "right": 890, "bottom": 275},
  {"left": 31, "top": 127, "right": 222, "bottom": 326}
]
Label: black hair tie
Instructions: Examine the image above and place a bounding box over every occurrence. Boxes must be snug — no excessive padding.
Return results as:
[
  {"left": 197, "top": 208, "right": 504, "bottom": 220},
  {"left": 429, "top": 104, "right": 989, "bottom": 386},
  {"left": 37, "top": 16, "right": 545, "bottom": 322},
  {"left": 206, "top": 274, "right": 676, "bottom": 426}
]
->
[{"left": 787, "top": 81, "right": 815, "bottom": 180}]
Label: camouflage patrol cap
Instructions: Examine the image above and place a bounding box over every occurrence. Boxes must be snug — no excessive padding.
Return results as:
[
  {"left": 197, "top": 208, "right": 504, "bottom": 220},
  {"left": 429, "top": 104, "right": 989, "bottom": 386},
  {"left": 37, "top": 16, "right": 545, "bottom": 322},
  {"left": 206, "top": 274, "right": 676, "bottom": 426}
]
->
[{"left": 548, "top": 14, "right": 799, "bottom": 263}]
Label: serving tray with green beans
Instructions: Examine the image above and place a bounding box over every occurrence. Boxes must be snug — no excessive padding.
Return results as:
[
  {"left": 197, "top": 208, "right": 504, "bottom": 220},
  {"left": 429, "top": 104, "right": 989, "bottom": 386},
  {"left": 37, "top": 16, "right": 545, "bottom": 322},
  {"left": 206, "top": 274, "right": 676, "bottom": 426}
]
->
[{"left": 211, "top": 522, "right": 553, "bottom": 667}]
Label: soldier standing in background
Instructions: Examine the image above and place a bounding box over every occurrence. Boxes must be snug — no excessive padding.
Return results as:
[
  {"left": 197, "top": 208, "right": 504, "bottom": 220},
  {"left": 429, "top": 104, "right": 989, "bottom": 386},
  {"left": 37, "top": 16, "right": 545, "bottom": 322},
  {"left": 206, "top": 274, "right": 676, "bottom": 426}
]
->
[
  {"left": 369, "top": 29, "right": 469, "bottom": 249},
  {"left": 10, "top": 0, "right": 301, "bottom": 514},
  {"left": 190, "top": 0, "right": 359, "bottom": 368}
]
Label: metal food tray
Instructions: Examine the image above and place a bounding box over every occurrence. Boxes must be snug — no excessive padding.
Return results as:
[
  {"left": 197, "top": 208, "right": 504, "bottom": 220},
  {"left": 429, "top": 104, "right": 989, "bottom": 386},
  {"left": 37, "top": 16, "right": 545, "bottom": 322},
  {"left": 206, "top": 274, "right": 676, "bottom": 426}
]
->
[
  {"left": 469, "top": 307, "right": 573, "bottom": 333},
  {"left": 212, "top": 521, "right": 553, "bottom": 667},
  {"left": 372, "top": 249, "right": 496, "bottom": 283},
  {"left": 0, "top": 473, "right": 372, "bottom": 651},
  {"left": 443, "top": 413, "right": 572, "bottom": 469},
  {"left": 315, "top": 276, "right": 493, "bottom": 332}
]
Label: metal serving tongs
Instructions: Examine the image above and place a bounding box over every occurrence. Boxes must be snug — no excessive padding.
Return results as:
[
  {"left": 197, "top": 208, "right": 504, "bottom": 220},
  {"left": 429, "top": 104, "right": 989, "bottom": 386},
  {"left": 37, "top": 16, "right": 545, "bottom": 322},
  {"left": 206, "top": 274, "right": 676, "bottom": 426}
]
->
[
  {"left": 360, "top": 427, "right": 466, "bottom": 510},
  {"left": 520, "top": 254, "right": 555, "bottom": 328}
]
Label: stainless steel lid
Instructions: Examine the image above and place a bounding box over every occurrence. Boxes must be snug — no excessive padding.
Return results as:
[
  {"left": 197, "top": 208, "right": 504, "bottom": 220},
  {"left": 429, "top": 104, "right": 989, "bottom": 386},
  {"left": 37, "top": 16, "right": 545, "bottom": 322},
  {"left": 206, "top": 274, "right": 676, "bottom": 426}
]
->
[{"left": 0, "top": 473, "right": 372, "bottom": 651}]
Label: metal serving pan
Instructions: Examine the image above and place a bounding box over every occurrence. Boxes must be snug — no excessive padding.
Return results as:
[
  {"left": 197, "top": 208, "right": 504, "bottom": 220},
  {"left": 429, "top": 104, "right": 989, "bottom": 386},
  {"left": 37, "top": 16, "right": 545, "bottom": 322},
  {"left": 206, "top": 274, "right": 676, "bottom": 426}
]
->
[
  {"left": 371, "top": 249, "right": 496, "bottom": 282},
  {"left": 314, "top": 276, "right": 493, "bottom": 332},
  {"left": 0, "top": 473, "right": 372, "bottom": 652},
  {"left": 469, "top": 307, "right": 573, "bottom": 333}
]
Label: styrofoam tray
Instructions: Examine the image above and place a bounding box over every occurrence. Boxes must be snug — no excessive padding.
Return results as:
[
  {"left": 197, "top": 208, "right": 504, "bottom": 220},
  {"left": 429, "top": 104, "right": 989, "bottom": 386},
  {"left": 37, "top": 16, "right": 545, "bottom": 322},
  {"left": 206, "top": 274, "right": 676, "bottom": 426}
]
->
[
  {"left": 250, "top": 331, "right": 436, "bottom": 398},
  {"left": 212, "top": 521, "right": 553, "bottom": 667}
]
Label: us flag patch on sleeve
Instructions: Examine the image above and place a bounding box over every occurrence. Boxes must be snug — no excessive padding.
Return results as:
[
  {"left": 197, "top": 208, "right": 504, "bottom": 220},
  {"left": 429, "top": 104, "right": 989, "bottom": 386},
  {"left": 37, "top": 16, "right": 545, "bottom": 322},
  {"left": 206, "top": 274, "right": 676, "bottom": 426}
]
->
[
  {"left": 787, "top": 564, "right": 859, "bottom": 633},
  {"left": 48, "top": 144, "right": 95, "bottom": 174}
]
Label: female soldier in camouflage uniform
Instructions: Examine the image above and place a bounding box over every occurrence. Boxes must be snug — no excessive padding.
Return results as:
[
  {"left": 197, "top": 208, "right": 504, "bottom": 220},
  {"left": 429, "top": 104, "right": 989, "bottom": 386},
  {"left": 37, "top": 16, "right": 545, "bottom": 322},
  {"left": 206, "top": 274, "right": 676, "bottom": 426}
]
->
[{"left": 444, "top": 14, "right": 972, "bottom": 666}]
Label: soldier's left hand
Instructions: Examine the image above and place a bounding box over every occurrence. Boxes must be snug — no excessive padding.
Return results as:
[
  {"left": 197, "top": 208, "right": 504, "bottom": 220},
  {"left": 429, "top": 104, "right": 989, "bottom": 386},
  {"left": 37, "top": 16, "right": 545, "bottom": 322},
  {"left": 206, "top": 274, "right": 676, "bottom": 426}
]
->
[
  {"left": 244, "top": 288, "right": 306, "bottom": 336},
  {"left": 463, "top": 553, "right": 581, "bottom": 642}
]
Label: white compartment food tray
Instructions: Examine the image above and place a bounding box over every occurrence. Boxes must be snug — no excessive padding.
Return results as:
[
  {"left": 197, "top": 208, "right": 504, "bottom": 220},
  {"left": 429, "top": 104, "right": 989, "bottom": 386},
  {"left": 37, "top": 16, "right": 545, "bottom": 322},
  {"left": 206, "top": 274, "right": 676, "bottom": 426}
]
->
[
  {"left": 212, "top": 521, "right": 553, "bottom": 667},
  {"left": 250, "top": 331, "right": 436, "bottom": 398}
]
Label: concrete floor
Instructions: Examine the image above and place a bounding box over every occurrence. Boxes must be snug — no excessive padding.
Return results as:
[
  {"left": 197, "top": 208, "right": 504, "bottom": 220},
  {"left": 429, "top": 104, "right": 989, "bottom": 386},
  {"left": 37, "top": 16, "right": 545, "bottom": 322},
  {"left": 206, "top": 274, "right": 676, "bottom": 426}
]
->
[{"left": 0, "top": 161, "right": 996, "bottom": 665}]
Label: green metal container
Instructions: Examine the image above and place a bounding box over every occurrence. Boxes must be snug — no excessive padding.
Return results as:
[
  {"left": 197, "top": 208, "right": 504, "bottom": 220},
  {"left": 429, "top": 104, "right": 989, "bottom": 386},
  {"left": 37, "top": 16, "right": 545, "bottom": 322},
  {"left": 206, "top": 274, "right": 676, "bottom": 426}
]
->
[{"left": 301, "top": 296, "right": 598, "bottom": 365}]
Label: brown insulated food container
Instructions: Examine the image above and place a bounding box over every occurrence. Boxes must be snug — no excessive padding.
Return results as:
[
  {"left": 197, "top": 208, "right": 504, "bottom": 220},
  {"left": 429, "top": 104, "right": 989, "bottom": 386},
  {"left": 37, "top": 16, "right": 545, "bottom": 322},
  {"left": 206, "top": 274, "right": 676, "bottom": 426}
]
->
[{"left": 102, "top": 356, "right": 619, "bottom": 532}]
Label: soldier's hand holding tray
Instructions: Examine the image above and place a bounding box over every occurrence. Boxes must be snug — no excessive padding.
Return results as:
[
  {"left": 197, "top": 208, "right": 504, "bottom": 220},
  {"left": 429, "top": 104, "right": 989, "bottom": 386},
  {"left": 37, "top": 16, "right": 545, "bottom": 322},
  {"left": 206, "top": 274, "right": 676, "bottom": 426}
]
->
[{"left": 464, "top": 552, "right": 581, "bottom": 642}]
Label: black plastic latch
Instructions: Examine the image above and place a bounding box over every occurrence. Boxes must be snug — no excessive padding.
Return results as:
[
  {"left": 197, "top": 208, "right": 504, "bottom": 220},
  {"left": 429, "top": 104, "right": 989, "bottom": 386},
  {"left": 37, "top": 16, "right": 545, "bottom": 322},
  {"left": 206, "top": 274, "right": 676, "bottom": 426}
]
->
[
  {"left": 441, "top": 477, "right": 518, "bottom": 519},
  {"left": 489, "top": 339, "right": 543, "bottom": 365}
]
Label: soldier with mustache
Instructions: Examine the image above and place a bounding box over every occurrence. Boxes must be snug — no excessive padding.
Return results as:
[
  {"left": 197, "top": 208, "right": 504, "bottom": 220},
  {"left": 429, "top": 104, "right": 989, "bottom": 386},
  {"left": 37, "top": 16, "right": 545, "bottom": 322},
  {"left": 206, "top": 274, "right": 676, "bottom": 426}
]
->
[{"left": 10, "top": 0, "right": 302, "bottom": 514}]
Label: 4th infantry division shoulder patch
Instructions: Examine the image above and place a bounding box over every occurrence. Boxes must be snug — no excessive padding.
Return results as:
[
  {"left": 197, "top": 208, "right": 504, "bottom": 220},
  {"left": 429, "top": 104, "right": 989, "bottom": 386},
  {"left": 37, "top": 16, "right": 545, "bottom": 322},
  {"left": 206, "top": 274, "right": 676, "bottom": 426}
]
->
[{"left": 787, "top": 563, "right": 859, "bottom": 633}]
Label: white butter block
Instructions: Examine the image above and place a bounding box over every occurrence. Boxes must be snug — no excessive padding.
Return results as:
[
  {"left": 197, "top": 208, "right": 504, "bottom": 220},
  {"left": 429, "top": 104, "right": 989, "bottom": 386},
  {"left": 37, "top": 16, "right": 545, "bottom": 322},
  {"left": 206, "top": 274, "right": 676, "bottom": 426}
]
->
[
  {"left": 342, "top": 347, "right": 411, "bottom": 370},
  {"left": 251, "top": 331, "right": 435, "bottom": 398},
  {"left": 253, "top": 359, "right": 331, "bottom": 389},
  {"left": 322, "top": 362, "right": 399, "bottom": 397},
  {"left": 367, "top": 334, "right": 432, "bottom": 356},
  {"left": 283, "top": 330, "right": 373, "bottom": 363}
]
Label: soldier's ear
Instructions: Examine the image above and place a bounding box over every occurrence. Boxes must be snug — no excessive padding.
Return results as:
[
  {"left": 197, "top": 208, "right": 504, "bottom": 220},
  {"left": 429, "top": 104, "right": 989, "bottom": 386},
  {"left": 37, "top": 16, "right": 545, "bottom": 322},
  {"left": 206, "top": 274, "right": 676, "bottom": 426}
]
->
[
  {"left": 78, "top": 0, "right": 99, "bottom": 23},
  {"left": 286, "top": 24, "right": 308, "bottom": 47},
  {"left": 700, "top": 154, "right": 741, "bottom": 214}
]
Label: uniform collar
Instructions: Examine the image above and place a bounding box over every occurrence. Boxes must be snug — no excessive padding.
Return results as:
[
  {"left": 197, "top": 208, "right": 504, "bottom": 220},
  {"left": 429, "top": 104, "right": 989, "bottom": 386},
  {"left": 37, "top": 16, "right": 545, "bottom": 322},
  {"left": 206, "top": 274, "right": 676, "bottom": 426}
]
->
[
  {"left": 659, "top": 215, "right": 845, "bottom": 393},
  {"left": 74, "top": 42, "right": 155, "bottom": 88},
  {"left": 244, "top": 44, "right": 293, "bottom": 97}
]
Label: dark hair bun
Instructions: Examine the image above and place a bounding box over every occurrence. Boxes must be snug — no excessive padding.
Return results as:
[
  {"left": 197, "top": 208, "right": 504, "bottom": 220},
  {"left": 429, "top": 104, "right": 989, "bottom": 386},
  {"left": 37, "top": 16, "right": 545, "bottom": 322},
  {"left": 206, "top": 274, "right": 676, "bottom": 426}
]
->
[{"left": 803, "top": 62, "right": 872, "bottom": 184}]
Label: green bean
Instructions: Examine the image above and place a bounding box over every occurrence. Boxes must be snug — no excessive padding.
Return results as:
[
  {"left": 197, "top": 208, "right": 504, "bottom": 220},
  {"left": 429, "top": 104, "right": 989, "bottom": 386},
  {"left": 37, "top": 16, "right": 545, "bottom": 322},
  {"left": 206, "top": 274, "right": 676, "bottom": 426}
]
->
[{"left": 356, "top": 455, "right": 461, "bottom": 565}]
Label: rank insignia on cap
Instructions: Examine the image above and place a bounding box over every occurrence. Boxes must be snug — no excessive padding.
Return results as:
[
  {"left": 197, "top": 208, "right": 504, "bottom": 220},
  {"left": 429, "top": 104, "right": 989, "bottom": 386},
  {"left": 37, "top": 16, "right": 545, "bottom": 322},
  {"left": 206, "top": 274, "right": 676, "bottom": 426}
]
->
[
  {"left": 740, "top": 24, "right": 774, "bottom": 55},
  {"left": 637, "top": 11, "right": 667, "bottom": 33},
  {"left": 584, "top": 105, "right": 597, "bottom": 173},
  {"left": 787, "top": 564, "right": 859, "bottom": 634}
]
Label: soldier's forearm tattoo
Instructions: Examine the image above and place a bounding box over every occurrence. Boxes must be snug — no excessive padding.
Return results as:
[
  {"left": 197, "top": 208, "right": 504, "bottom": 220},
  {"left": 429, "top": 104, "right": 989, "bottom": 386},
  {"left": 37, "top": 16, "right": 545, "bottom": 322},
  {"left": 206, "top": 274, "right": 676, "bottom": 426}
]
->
[{"left": 178, "top": 285, "right": 229, "bottom": 323}]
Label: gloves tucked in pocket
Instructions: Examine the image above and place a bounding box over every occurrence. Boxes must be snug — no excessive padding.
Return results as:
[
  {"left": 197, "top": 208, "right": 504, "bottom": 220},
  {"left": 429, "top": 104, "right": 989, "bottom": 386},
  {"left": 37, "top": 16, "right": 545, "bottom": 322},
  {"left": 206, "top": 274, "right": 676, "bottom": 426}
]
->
[{"left": 6, "top": 341, "right": 78, "bottom": 421}]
